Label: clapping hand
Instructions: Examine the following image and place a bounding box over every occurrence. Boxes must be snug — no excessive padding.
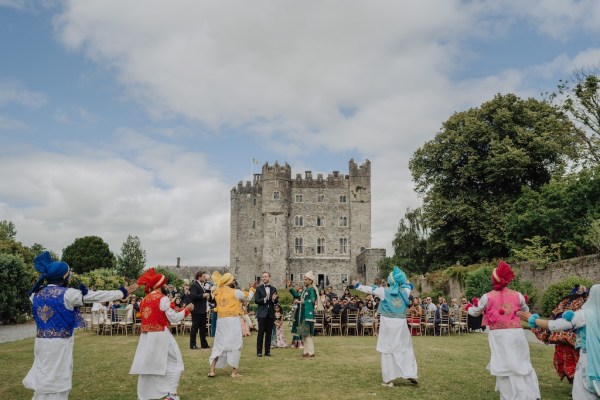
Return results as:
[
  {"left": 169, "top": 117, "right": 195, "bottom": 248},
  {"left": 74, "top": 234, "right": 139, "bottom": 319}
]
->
[
  {"left": 517, "top": 311, "right": 532, "bottom": 321},
  {"left": 285, "top": 278, "right": 292, "bottom": 288},
  {"left": 185, "top": 303, "right": 194, "bottom": 313}
]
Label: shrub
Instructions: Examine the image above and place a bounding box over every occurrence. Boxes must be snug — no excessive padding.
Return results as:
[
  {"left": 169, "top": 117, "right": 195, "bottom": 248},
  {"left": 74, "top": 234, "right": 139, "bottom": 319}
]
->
[
  {"left": 0, "top": 253, "right": 34, "bottom": 324},
  {"left": 70, "top": 268, "right": 126, "bottom": 290},
  {"left": 464, "top": 263, "right": 536, "bottom": 304},
  {"left": 540, "top": 276, "right": 594, "bottom": 317}
]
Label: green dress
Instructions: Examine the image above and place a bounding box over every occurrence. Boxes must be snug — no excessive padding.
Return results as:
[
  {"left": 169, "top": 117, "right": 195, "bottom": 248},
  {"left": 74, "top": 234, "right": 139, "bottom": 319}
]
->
[{"left": 289, "top": 286, "right": 317, "bottom": 337}]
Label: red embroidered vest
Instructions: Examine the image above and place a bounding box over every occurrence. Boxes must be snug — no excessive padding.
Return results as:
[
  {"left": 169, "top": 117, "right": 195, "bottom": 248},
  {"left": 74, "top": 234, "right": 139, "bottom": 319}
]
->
[
  {"left": 483, "top": 288, "right": 522, "bottom": 330},
  {"left": 140, "top": 290, "right": 170, "bottom": 332}
]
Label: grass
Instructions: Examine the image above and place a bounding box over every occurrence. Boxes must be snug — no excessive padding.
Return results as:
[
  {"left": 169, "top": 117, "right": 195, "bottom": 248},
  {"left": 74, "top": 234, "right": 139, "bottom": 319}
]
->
[{"left": 0, "top": 329, "right": 572, "bottom": 399}]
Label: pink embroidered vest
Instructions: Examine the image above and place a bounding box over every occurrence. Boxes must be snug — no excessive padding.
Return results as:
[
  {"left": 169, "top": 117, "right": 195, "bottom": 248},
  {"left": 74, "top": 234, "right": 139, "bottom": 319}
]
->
[{"left": 483, "top": 288, "right": 522, "bottom": 330}]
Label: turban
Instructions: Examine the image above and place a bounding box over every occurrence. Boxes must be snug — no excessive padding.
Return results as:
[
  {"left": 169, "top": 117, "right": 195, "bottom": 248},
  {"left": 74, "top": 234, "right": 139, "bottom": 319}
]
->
[
  {"left": 211, "top": 271, "right": 234, "bottom": 287},
  {"left": 29, "top": 251, "right": 71, "bottom": 295},
  {"left": 492, "top": 260, "right": 515, "bottom": 291},
  {"left": 387, "top": 266, "right": 407, "bottom": 295},
  {"left": 137, "top": 268, "right": 167, "bottom": 293}
]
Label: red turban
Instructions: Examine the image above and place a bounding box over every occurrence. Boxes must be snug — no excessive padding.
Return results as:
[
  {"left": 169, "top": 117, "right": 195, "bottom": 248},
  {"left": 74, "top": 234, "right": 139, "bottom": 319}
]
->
[
  {"left": 137, "top": 268, "right": 167, "bottom": 293},
  {"left": 492, "top": 260, "right": 515, "bottom": 291}
]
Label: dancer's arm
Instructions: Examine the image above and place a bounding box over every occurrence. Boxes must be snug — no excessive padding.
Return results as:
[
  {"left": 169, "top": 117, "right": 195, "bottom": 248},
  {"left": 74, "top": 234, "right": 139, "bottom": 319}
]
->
[
  {"left": 162, "top": 296, "right": 193, "bottom": 323},
  {"left": 351, "top": 280, "right": 385, "bottom": 299},
  {"left": 518, "top": 309, "right": 585, "bottom": 331},
  {"left": 466, "top": 294, "right": 488, "bottom": 317}
]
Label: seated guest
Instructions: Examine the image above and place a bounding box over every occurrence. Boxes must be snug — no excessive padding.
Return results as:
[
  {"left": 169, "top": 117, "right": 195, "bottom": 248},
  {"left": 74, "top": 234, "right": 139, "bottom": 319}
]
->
[
  {"left": 434, "top": 296, "right": 449, "bottom": 335},
  {"left": 407, "top": 298, "right": 422, "bottom": 336},
  {"left": 325, "top": 286, "right": 336, "bottom": 301}
]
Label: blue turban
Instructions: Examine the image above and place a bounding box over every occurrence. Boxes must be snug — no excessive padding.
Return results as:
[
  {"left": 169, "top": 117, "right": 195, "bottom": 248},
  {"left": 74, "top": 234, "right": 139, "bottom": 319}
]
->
[
  {"left": 387, "top": 266, "right": 407, "bottom": 295},
  {"left": 29, "top": 251, "right": 71, "bottom": 295}
]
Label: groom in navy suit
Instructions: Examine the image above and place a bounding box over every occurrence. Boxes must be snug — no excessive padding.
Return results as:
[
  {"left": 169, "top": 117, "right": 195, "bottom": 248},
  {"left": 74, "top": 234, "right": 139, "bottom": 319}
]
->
[{"left": 255, "top": 271, "right": 278, "bottom": 357}]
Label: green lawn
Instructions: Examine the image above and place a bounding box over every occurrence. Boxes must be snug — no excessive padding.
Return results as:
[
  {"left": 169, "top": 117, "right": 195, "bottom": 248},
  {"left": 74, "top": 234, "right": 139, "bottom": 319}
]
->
[{"left": 0, "top": 329, "right": 572, "bottom": 399}]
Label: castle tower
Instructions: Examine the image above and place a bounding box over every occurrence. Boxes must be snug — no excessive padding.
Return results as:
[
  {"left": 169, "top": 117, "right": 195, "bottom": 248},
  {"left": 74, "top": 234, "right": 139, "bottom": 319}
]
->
[{"left": 349, "top": 159, "right": 371, "bottom": 258}]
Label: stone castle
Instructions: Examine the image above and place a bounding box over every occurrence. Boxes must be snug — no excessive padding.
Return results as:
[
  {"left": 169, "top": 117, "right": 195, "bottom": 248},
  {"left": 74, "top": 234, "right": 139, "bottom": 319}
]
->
[{"left": 230, "top": 159, "right": 384, "bottom": 289}]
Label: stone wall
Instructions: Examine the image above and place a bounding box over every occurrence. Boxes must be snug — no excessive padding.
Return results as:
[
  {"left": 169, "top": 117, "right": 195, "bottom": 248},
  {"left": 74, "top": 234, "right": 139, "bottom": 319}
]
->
[{"left": 414, "top": 254, "right": 600, "bottom": 305}]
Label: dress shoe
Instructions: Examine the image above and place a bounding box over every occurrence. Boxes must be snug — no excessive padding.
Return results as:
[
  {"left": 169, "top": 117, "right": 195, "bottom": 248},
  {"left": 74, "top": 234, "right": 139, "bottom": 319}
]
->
[
  {"left": 190, "top": 346, "right": 198, "bottom": 350},
  {"left": 257, "top": 353, "right": 262, "bottom": 357},
  {"left": 264, "top": 353, "right": 272, "bottom": 357}
]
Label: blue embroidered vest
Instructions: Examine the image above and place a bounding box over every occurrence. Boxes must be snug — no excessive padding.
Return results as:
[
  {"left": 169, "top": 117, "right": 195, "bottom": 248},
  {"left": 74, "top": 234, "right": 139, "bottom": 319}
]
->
[
  {"left": 379, "top": 289, "right": 410, "bottom": 319},
  {"left": 33, "top": 286, "right": 79, "bottom": 338}
]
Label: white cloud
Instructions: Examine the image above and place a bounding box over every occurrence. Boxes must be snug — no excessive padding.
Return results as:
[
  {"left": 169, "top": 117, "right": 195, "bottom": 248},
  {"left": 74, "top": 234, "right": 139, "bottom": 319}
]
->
[
  {"left": 0, "top": 80, "right": 46, "bottom": 108},
  {"left": 0, "top": 138, "right": 231, "bottom": 266}
]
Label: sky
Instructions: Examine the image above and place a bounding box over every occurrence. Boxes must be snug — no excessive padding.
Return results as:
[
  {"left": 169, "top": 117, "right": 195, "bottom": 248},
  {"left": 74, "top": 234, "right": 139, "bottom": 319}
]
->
[{"left": 1, "top": 0, "right": 600, "bottom": 268}]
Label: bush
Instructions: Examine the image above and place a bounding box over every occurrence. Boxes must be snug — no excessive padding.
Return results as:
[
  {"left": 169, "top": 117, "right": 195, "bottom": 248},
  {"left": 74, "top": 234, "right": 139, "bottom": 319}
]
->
[
  {"left": 70, "top": 268, "right": 126, "bottom": 290},
  {"left": 0, "top": 253, "right": 34, "bottom": 324},
  {"left": 540, "top": 276, "right": 594, "bottom": 317}
]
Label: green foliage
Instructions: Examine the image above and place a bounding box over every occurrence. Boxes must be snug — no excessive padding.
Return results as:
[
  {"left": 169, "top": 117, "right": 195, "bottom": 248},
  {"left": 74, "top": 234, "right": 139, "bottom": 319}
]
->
[
  {"left": 70, "top": 268, "right": 126, "bottom": 290},
  {"left": 443, "top": 264, "right": 482, "bottom": 287},
  {"left": 155, "top": 267, "right": 183, "bottom": 290},
  {"left": 0, "top": 220, "right": 17, "bottom": 241},
  {"left": 541, "top": 276, "right": 594, "bottom": 317},
  {"left": 410, "top": 93, "right": 579, "bottom": 267},
  {"left": 276, "top": 290, "right": 293, "bottom": 306},
  {"left": 0, "top": 253, "right": 34, "bottom": 324},
  {"left": 585, "top": 219, "right": 600, "bottom": 252},
  {"left": 506, "top": 167, "right": 600, "bottom": 259},
  {"left": 465, "top": 265, "right": 494, "bottom": 300},
  {"left": 511, "top": 236, "right": 562, "bottom": 269},
  {"left": 62, "top": 236, "right": 115, "bottom": 274},
  {"left": 116, "top": 235, "right": 147, "bottom": 280},
  {"left": 392, "top": 207, "right": 429, "bottom": 273}
]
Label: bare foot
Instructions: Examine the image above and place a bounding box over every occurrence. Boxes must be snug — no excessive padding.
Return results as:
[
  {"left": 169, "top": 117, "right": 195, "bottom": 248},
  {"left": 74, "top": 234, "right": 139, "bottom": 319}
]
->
[
  {"left": 231, "top": 371, "right": 242, "bottom": 378},
  {"left": 207, "top": 371, "right": 215, "bottom": 378}
]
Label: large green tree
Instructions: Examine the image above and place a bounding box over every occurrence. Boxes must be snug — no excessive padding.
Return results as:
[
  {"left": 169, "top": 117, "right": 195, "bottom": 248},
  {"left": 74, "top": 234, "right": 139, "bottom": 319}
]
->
[
  {"left": 0, "top": 220, "right": 17, "bottom": 241},
  {"left": 116, "top": 235, "right": 147, "bottom": 280},
  {"left": 410, "top": 93, "right": 579, "bottom": 268},
  {"left": 506, "top": 166, "right": 600, "bottom": 258},
  {"left": 61, "top": 236, "right": 115, "bottom": 274}
]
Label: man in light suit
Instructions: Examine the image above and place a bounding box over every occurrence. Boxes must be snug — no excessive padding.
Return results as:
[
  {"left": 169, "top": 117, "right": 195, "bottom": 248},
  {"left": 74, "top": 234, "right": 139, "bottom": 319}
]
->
[{"left": 255, "top": 271, "right": 278, "bottom": 357}]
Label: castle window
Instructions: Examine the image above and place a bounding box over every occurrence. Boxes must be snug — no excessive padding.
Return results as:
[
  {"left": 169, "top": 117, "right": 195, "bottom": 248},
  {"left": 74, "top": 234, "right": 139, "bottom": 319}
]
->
[
  {"left": 289, "top": 273, "right": 295, "bottom": 282},
  {"left": 294, "top": 216, "right": 304, "bottom": 227},
  {"left": 299, "top": 273, "right": 305, "bottom": 281},
  {"left": 295, "top": 194, "right": 303, "bottom": 203},
  {"left": 254, "top": 247, "right": 257, "bottom": 255},
  {"left": 252, "top": 220, "right": 256, "bottom": 229},
  {"left": 317, "top": 238, "right": 325, "bottom": 254},
  {"left": 339, "top": 195, "right": 347, "bottom": 203},
  {"left": 317, "top": 194, "right": 325, "bottom": 202},
  {"left": 253, "top": 198, "right": 256, "bottom": 206},
  {"left": 275, "top": 180, "right": 279, "bottom": 188},
  {"left": 339, "top": 238, "right": 348, "bottom": 254},
  {"left": 339, "top": 216, "right": 348, "bottom": 227},
  {"left": 340, "top": 274, "right": 348, "bottom": 284},
  {"left": 316, "top": 216, "right": 325, "bottom": 226},
  {"left": 273, "top": 191, "right": 280, "bottom": 200},
  {"left": 295, "top": 237, "right": 303, "bottom": 254}
]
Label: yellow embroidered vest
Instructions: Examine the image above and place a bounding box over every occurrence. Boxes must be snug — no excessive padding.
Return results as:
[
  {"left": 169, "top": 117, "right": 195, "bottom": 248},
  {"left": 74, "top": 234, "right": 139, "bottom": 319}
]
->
[{"left": 214, "top": 286, "right": 243, "bottom": 318}]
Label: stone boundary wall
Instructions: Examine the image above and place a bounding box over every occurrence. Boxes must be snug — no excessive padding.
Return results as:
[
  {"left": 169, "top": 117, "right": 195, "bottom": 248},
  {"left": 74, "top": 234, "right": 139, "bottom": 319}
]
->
[{"left": 415, "top": 254, "right": 600, "bottom": 305}]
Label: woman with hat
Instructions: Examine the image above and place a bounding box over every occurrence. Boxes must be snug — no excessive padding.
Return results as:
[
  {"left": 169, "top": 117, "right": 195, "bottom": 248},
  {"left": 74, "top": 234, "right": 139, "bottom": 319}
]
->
[
  {"left": 23, "top": 251, "right": 137, "bottom": 399},
  {"left": 352, "top": 266, "right": 418, "bottom": 387},
  {"left": 285, "top": 271, "right": 324, "bottom": 358},
  {"left": 466, "top": 260, "right": 540, "bottom": 399},
  {"left": 208, "top": 272, "right": 257, "bottom": 378},
  {"left": 129, "top": 268, "right": 194, "bottom": 400}
]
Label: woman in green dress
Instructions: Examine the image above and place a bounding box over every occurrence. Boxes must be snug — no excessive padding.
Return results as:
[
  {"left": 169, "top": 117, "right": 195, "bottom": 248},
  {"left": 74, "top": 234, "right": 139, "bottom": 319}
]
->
[{"left": 285, "top": 271, "right": 323, "bottom": 357}]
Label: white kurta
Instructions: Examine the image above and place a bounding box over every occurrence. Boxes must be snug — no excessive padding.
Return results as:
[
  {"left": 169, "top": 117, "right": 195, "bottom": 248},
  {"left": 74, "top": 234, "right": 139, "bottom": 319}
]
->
[
  {"left": 357, "top": 285, "right": 418, "bottom": 383},
  {"left": 469, "top": 292, "right": 540, "bottom": 400},
  {"left": 209, "top": 289, "right": 254, "bottom": 369},
  {"left": 549, "top": 311, "right": 599, "bottom": 400},
  {"left": 129, "top": 296, "right": 186, "bottom": 400},
  {"left": 23, "top": 286, "right": 125, "bottom": 400}
]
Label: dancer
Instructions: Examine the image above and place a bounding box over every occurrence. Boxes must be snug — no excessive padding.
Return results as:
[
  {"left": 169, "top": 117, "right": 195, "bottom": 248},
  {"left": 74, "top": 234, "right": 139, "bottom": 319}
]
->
[
  {"left": 351, "top": 266, "right": 418, "bottom": 387},
  {"left": 130, "top": 268, "right": 193, "bottom": 400},
  {"left": 530, "top": 285, "right": 587, "bottom": 384},
  {"left": 519, "top": 284, "right": 600, "bottom": 399},
  {"left": 255, "top": 271, "right": 278, "bottom": 357},
  {"left": 285, "top": 271, "right": 323, "bottom": 357},
  {"left": 208, "top": 272, "right": 257, "bottom": 378},
  {"left": 467, "top": 260, "right": 540, "bottom": 399},
  {"left": 23, "top": 251, "right": 136, "bottom": 399}
]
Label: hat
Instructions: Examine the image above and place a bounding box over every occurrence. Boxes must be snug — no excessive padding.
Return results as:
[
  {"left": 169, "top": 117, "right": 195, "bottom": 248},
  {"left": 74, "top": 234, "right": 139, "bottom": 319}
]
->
[
  {"left": 211, "top": 271, "right": 235, "bottom": 287},
  {"left": 492, "top": 260, "right": 515, "bottom": 291},
  {"left": 137, "top": 268, "right": 167, "bottom": 293},
  {"left": 305, "top": 271, "right": 316, "bottom": 282},
  {"left": 29, "top": 251, "right": 71, "bottom": 295}
]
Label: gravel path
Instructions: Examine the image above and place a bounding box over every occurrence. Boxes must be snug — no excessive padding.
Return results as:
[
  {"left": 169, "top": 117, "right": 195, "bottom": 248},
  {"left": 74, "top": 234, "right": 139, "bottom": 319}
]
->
[{"left": 0, "top": 322, "right": 36, "bottom": 344}]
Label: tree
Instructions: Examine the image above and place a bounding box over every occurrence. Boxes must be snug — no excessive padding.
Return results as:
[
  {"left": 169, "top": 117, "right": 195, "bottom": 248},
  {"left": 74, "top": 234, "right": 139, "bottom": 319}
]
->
[
  {"left": 116, "top": 235, "right": 147, "bottom": 280},
  {"left": 506, "top": 166, "right": 600, "bottom": 259},
  {"left": 554, "top": 68, "right": 600, "bottom": 164},
  {"left": 392, "top": 207, "right": 429, "bottom": 273},
  {"left": 410, "top": 93, "right": 579, "bottom": 267},
  {"left": 0, "top": 253, "right": 34, "bottom": 323},
  {"left": 0, "top": 220, "right": 16, "bottom": 241},
  {"left": 61, "top": 236, "right": 115, "bottom": 274}
]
